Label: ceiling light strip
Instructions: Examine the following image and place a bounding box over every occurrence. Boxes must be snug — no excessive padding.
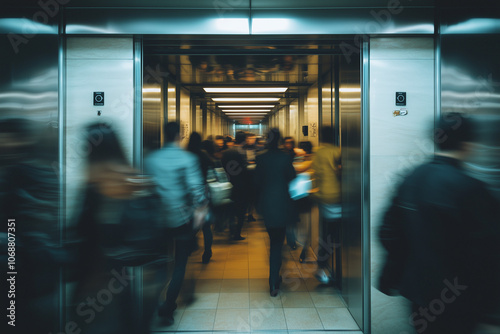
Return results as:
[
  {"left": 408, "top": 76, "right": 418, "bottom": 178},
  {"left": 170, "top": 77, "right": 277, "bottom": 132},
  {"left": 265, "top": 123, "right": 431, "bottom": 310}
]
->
[
  {"left": 222, "top": 109, "right": 271, "bottom": 112},
  {"left": 218, "top": 105, "right": 276, "bottom": 108},
  {"left": 204, "top": 87, "right": 288, "bottom": 93},
  {"left": 212, "top": 98, "right": 280, "bottom": 102}
]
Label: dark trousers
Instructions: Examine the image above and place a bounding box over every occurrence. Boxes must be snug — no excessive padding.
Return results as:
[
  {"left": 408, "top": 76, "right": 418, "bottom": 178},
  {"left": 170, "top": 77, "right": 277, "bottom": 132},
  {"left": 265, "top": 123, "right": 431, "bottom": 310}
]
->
[
  {"left": 162, "top": 224, "right": 192, "bottom": 312},
  {"left": 202, "top": 219, "right": 213, "bottom": 253},
  {"left": 230, "top": 199, "right": 246, "bottom": 237},
  {"left": 318, "top": 218, "right": 342, "bottom": 284},
  {"left": 286, "top": 225, "right": 296, "bottom": 246},
  {"left": 266, "top": 227, "right": 286, "bottom": 286}
]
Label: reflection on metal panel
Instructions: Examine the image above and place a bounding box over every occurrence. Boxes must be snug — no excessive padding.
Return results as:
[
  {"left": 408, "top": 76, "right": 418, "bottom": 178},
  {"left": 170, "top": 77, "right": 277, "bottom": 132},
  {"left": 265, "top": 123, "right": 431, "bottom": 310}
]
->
[
  {"left": 66, "top": 9, "right": 250, "bottom": 35},
  {"left": 142, "top": 83, "right": 163, "bottom": 154},
  {"left": 441, "top": 33, "right": 500, "bottom": 199},
  {"left": 339, "top": 52, "right": 363, "bottom": 330},
  {"left": 64, "top": 7, "right": 434, "bottom": 35},
  {"left": 0, "top": 32, "right": 60, "bottom": 331},
  {"left": 440, "top": 6, "right": 500, "bottom": 35},
  {"left": 0, "top": 9, "right": 58, "bottom": 35},
  {"left": 251, "top": 0, "right": 434, "bottom": 8},
  {"left": 0, "top": 35, "right": 59, "bottom": 122},
  {"left": 251, "top": 8, "right": 434, "bottom": 35}
]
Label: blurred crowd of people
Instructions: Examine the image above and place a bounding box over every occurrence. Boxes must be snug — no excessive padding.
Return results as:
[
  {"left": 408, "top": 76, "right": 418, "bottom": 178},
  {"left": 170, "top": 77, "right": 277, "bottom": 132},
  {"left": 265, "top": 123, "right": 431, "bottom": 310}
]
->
[
  {"left": 2, "top": 113, "right": 499, "bottom": 334},
  {"left": 0, "top": 118, "right": 342, "bottom": 333}
]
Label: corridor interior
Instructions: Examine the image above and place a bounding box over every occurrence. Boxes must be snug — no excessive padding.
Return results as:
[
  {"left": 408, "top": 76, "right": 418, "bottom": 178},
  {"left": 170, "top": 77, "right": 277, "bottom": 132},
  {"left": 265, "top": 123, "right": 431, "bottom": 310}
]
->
[{"left": 150, "top": 218, "right": 360, "bottom": 333}]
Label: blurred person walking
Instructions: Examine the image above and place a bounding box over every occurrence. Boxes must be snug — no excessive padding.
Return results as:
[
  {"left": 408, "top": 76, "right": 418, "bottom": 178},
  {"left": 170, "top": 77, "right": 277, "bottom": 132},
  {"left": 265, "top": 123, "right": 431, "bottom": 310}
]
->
[
  {"left": 222, "top": 131, "right": 249, "bottom": 240},
  {"left": 1, "top": 119, "right": 63, "bottom": 334},
  {"left": 379, "top": 113, "right": 500, "bottom": 334},
  {"left": 311, "top": 126, "right": 342, "bottom": 285},
  {"left": 145, "top": 122, "right": 207, "bottom": 325},
  {"left": 243, "top": 132, "right": 258, "bottom": 223},
  {"left": 72, "top": 123, "right": 163, "bottom": 334},
  {"left": 187, "top": 131, "right": 215, "bottom": 263},
  {"left": 255, "top": 128, "right": 298, "bottom": 296}
]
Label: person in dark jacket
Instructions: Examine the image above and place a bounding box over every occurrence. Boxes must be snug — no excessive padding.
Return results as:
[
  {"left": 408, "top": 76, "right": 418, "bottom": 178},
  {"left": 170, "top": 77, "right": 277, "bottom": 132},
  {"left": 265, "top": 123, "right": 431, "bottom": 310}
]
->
[
  {"left": 221, "top": 131, "right": 249, "bottom": 240},
  {"left": 255, "top": 128, "right": 298, "bottom": 296},
  {"left": 188, "top": 131, "right": 215, "bottom": 263},
  {"left": 379, "top": 113, "right": 500, "bottom": 334}
]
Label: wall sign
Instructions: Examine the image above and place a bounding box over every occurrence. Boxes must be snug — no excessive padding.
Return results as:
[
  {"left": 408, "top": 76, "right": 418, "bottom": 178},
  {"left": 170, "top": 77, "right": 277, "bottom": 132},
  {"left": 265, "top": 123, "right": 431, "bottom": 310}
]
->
[
  {"left": 93, "top": 92, "right": 104, "bottom": 106},
  {"left": 396, "top": 92, "right": 406, "bottom": 106}
]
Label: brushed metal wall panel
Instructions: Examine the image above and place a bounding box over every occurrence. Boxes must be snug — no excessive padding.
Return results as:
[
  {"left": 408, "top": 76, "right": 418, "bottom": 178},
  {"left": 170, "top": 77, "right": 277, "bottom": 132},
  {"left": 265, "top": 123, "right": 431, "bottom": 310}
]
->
[
  {"left": 252, "top": 0, "right": 434, "bottom": 8},
  {"left": 64, "top": 7, "right": 433, "bottom": 35},
  {"left": 339, "top": 50, "right": 363, "bottom": 330},
  {"left": 441, "top": 33, "right": 500, "bottom": 199},
  {"left": 66, "top": 9, "right": 250, "bottom": 35},
  {"left": 251, "top": 8, "right": 434, "bottom": 35}
]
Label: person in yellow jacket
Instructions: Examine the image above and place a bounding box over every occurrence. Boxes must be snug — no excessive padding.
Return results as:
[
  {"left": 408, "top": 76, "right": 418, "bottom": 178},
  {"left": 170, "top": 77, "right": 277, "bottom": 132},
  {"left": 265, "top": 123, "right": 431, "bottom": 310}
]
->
[{"left": 311, "top": 126, "right": 342, "bottom": 286}]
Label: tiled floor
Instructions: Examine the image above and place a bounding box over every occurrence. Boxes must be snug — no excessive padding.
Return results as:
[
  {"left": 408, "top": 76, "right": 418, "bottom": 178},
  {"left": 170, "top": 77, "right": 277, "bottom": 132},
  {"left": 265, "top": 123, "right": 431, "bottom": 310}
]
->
[{"left": 151, "top": 220, "right": 360, "bottom": 333}]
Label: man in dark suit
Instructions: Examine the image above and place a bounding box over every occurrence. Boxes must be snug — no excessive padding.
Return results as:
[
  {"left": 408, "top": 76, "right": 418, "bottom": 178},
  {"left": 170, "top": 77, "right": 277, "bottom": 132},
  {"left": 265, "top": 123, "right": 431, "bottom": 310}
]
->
[
  {"left": 255, "top": 128, "right": 298, "bottom": 296},
  {"left": 222, "top": 131, "right": 249, "bottom": 240},
  {"left": 379, "top": 113, "right": 500, "bottom": 334}
]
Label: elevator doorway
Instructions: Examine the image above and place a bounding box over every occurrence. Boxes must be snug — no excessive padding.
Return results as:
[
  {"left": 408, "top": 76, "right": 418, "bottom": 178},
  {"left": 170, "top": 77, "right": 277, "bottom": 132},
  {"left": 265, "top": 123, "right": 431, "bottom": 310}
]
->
[{"left": 140, "top": 36, "right": 367, "bottom": 333}]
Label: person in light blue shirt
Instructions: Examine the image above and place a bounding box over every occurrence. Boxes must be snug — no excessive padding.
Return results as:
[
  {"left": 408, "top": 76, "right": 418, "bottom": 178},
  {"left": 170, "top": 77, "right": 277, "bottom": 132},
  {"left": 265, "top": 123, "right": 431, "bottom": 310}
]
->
[{"left": 144, "top": 121, "right": 206, "bottom": 326}]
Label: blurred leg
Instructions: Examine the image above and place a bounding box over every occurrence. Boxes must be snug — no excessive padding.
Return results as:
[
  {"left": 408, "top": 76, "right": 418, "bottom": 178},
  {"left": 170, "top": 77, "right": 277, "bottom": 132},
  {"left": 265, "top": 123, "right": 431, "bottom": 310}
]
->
[
  {"left": 161, "top": 227, "right": 191, "bottom": 314},
  {"left": 202, "top": 219, "right": 213, "bottom": 263},
  {"left": 266, "top": 227, "right": 286, "bottom": 287}
]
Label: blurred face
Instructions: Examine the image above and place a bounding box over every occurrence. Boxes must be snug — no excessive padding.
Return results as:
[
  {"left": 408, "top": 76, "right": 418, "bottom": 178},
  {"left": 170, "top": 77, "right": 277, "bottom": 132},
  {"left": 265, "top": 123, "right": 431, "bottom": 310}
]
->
[
  {"left": 226, "top": 141, "right": 234, "bottom": 148},
  {"left": 284, "top": 139, "right": 294, "bottom": 151},
  {"left": 215, "top": 139, "right": 224, "bottom": 148},
  {"left": 246, "top": 135, "right": 256, "bottom": 146}
]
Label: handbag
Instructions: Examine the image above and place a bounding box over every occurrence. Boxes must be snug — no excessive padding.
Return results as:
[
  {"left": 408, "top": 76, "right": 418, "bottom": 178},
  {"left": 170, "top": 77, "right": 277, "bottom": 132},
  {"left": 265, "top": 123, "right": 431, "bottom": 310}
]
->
[
  {"left": 206, "top": 167, "right": 233, "bottom": 206},
  {"left": 116, "top": 188, "right": 167, "bottom": 266},
  {"left": 288, "top": 172, "right": 313, "bottom": 200}
]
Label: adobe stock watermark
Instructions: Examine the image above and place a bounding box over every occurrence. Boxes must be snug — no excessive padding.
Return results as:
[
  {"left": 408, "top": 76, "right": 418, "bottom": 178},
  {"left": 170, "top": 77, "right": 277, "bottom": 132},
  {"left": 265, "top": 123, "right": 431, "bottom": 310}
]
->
[
  {"left": 231, "top": 233, "right": 340, "bottom": 331},
  {"left": 384, "top": 71, "right": 496, "bottom": 181},
  {"left": 8, "top": 0, "right": 70, "bottom": 54},
  {"left": 48, "top": 267, "right": 134, "bottom": 334},
  {"left": 340, "top": 0, "right": 404, "bottom": 64},
  {"left": 213, "top": 0, "right": 244, "bottom": 18},
  {"left": 409, "top": 277, "right": 468, "bottom": 333}
]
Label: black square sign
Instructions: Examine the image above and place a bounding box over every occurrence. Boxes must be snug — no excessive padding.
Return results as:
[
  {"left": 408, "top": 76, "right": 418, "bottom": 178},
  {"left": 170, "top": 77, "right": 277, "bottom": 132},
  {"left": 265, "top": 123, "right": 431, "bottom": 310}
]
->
[
  {"left": 94, "top": 92, "right": 104, "bottom": 106},
  {"left": 396, "top": 92, "right": 406, "bottom": 106}
]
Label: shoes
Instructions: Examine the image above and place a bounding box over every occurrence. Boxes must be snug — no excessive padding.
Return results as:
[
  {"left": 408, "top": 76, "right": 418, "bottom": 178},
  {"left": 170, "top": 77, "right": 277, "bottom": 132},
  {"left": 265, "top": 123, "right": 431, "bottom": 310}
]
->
[
  {"left": 299, "top": 249, "right": 306, "bottom": 263},
  {"left": 159, "top": 313, "right": 174, "bottom": 326},
  {"left": 270, "top": 276, "right": 282, "bottom": 297},
  {"left": 314, "top": 269, "right": 332, "bottom": 285},
  {"left": 158, "top": 303, "right": 176, "bottom": 326},
  {"left": 232, "top": 235, "right": 246, "bottom": 241},
  {"left": 289, "top": 243, "right": 297, "bottom": 250},
  {"left": 202, "top": 251, "right": 212, "bottom": 264}
]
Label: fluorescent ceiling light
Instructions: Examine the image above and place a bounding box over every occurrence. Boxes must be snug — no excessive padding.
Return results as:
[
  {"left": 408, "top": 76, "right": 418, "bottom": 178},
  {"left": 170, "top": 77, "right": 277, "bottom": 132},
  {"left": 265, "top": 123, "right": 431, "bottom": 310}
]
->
[
  {"left": 218, "top": 105, "right": 275, "bottom": 108},
  {"left": 204, "top": 87, "right": 287, "bottom": 93},
  {"left": 142, "top": 88, "right": 161, "bottom": 93},
  {"left": 230, "top": 116, "right": 265, "bottom": 118},
  {"left": 222, "top": 109, "right": 271, "bottom": 112},
  {"left": 252, "top": 18, "right": 292, "bottom": 34},
  {"left": 225, "top": 113, "right": 268, "bottom": 115},
  {"left": 214, "top": 18, "right": 249, "bottom": 34},
  {"left": 212, "top": 98, "right": 280, "bottom": 102}
]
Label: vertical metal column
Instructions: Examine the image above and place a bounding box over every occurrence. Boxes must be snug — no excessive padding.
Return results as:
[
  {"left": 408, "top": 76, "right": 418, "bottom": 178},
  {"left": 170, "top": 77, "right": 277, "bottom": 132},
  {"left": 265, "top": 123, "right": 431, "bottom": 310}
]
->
[
  {"left": 57, "top": 9, "right": 66, "bottom": 332},
  {"left": 133, "top": 36, "right": 143, "bottom": 169},
  {"left": 132, "top": 36, "right": 144, "bottom": 329},
  {"left": 434, "top": 22, "right": 442, "bottom": 143},
  {"left": 334, "top": 55, "right": 340, "bottom": 145},
  {"left": 361, "top": 40, "right": 371, "bottom": 334}
]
